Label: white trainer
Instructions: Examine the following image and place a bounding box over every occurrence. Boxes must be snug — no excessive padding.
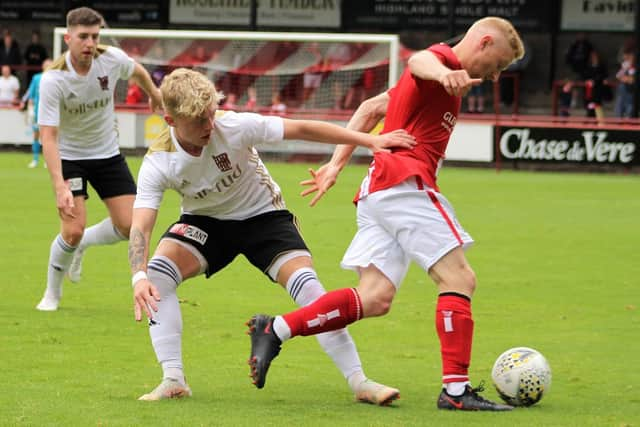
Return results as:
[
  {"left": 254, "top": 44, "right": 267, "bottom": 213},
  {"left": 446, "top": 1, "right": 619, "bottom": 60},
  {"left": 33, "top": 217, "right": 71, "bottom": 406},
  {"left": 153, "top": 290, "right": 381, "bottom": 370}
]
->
[
  {"left": 36, "top": 291, "right": 60, "bottom": 311},
  {"left": 138, "top": 378, "right": 192, "bottom": 401},
  {"left": 67, "top": 247, "right": 85, "bottom": 283},
  {"left": 28, "top": 160, "right": 38, "bottom": 168},
  {"left": 354, "top": 379, "right": 400, "bottom": 406}
]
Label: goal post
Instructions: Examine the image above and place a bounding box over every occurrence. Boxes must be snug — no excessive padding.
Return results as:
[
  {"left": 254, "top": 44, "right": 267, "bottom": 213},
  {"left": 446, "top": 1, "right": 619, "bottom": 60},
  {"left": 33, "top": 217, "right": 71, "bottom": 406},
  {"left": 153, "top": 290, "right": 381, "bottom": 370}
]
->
[{"left": 53, "top": 28, "right": 402, "bottom": 112}]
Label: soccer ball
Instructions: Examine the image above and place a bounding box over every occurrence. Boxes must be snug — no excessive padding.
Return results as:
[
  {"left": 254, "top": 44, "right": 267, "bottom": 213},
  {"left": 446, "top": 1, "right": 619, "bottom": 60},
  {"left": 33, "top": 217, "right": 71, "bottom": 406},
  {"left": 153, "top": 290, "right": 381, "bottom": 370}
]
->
[{"left": 491, "top": 347, "right": 552, "bottom": 407}]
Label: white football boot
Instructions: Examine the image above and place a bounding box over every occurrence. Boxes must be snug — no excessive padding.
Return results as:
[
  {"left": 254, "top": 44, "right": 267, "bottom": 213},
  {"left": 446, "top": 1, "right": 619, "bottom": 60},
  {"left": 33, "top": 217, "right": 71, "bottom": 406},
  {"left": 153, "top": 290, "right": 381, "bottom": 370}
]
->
[
  {"left": 36, "top": 290, "right": 61, "bottom": 311},
  {"left": 138, "top": 378, "right": 192, "bottom": 401},
  {"left": 354, "top": 379, "right": 400, "bottom": 406}
]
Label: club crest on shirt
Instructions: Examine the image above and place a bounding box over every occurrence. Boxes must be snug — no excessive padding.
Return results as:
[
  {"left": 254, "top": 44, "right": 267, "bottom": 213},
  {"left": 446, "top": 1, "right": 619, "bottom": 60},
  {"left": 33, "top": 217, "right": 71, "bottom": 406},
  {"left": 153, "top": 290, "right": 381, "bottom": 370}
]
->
[
  {"left": 213, "top": 152, "right": 232, "bottom": 172},
  {"left": 97, "top": 75, "right": 109, "bottom": 91}
]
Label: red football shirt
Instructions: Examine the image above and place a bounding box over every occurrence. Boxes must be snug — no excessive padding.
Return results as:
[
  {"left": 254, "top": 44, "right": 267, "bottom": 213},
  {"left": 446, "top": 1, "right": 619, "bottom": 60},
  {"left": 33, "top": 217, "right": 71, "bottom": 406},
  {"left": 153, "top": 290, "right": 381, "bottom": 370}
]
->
[{"left": 355, "top": 43, "right": 461, "bottom": 201}]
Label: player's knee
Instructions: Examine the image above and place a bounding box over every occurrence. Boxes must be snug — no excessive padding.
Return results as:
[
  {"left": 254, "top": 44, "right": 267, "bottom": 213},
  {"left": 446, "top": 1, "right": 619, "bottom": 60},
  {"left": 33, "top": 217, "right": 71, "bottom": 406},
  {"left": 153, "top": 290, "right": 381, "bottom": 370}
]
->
[
  {"left": 148, "top": 268, "right": 178, "bottom": 296},
  {"left": 62, "top": 227, "right": 84, "bottom": 247},
  {"left": 147, "top": 256, "right": 183, "bottom": 294}
]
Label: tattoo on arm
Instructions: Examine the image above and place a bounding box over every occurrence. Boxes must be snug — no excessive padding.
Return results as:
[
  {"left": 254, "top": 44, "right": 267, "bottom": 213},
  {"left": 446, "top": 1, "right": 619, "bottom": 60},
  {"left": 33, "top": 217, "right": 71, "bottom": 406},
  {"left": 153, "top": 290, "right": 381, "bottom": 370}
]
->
[{"left": 129, "top": 227, "right": 147, "bottom": 273}]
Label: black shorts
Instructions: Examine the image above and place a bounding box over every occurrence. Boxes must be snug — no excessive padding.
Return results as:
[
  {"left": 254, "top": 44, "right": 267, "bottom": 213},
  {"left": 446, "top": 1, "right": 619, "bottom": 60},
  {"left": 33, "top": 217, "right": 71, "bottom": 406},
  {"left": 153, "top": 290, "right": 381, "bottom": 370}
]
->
[
  {"left": 62, "top": 154, "right": 137, "bottom": 199},
  {"left": 161, "top": 210, "right": 309, "bottom": 280}
]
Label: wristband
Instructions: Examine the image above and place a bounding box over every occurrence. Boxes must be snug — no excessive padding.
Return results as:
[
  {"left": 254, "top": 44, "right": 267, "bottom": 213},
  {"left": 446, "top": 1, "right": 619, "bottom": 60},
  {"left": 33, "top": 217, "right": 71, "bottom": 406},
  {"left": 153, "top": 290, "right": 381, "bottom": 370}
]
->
[{"left": 132, "top": 271, "right": 148, "bottom": 287}]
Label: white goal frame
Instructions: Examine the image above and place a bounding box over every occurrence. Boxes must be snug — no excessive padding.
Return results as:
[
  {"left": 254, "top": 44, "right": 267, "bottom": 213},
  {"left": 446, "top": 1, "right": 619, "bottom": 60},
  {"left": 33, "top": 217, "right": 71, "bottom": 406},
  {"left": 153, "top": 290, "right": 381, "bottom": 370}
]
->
[{"left": 53, "top": 28, "right": 401, "bottom": 87}]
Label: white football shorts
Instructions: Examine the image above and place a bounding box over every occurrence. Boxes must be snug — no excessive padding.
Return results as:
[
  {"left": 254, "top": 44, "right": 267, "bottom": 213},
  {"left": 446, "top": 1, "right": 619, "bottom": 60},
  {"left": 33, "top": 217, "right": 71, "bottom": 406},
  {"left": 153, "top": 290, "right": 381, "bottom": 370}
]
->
[{"left": 341, "top": 178, "right": 474, "bottom": 288}]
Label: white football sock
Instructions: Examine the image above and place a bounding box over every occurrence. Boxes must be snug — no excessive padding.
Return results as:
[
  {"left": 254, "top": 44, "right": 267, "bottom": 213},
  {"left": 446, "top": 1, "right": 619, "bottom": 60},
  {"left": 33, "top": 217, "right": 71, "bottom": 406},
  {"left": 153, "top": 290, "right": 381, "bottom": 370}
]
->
[
  {"left": 285, "top": 267, "right": 365, "bottom": 387},
  {"left": 272, "top": 316, "right": 291, "bottom": 341},
  {"left": 446, "top": 381, "right": 470, "bottom": 396},
  {"left": 147, "top": 256, "right": 185, "bottom": 384},
  {"left": 45, "top": 234, "right": 77, "bottom": 298},
  {"left": 78, "top": 217, "right": 126, "bottom": 249}
]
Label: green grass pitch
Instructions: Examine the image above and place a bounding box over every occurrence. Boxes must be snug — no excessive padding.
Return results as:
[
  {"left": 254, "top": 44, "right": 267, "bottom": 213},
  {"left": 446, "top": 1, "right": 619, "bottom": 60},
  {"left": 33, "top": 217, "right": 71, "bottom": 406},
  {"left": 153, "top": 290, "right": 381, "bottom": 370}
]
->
[{"left": 1, "top": 151, "right": 638, "bottom": 426}]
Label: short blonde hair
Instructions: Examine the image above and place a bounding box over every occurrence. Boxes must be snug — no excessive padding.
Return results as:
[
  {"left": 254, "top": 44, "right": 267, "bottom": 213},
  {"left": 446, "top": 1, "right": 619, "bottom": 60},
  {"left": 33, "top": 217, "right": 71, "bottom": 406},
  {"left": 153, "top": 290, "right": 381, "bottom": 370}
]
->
[
  {"left": 160, "top": 68, "right": 224, "bottom": 118},
  {"left": 469, "top": 16, "right": 525, "bottom": 62}
]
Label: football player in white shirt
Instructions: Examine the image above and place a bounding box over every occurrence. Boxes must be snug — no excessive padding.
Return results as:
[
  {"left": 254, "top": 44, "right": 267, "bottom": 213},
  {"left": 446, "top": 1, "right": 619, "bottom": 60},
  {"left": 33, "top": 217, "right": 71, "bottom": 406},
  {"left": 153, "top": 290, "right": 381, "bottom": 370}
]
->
[
  {"left": 129, "top": 68, "right": 415, "bottom": 402},
  {"left": 35, "top": 7, "right": 163, "bottom": 311}
]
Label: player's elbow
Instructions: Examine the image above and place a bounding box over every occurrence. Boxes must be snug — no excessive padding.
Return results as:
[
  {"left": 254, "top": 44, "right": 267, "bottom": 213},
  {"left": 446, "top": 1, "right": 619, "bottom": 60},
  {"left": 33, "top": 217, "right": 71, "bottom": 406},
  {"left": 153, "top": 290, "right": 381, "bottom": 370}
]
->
[
  {"left": 407, "top": 53, "right": 428, "bottom": 76},
  {"left": 359, "top": 94, "right": 388, "bottom": 119},
  {"left": 407, "top": 51, "right": 440, "bottom": 81}
]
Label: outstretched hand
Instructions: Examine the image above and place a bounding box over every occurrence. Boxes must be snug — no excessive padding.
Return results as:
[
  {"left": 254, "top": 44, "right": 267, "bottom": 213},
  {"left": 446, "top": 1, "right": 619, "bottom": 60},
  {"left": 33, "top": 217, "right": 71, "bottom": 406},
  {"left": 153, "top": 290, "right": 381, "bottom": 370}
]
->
[
  {"left": 370, "top": 129, "right": 416, "bottom": 153},
  {"left": 300, "top": 163, "right": 341, "bottom": 207},
  {"left": 440, "top": 70, "right": 483, "bottom": 97},
  {"left": 133, "top": 279, "right": 161, "bottom": 321}
]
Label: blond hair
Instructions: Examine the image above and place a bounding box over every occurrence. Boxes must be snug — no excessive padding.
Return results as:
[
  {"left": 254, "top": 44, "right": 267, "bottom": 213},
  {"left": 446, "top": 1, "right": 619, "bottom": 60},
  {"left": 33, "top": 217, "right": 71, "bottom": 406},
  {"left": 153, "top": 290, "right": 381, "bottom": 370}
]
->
[
  {"left": 469, "top": 16, "right": 525, "bottom": 62},
  {"left": 160, "top": 68, "right": 224, "bottom": 118}
]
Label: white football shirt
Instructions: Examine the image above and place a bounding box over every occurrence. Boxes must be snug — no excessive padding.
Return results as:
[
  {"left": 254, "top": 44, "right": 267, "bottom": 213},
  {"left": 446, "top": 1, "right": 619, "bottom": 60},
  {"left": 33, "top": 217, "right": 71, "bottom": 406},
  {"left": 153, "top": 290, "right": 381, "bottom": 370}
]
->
[
  {"left": 38, "top": 45, "right": 135, "bottom": 160},
  {"left": 135, "top": 111, "right": 287, "bottom": 220}
]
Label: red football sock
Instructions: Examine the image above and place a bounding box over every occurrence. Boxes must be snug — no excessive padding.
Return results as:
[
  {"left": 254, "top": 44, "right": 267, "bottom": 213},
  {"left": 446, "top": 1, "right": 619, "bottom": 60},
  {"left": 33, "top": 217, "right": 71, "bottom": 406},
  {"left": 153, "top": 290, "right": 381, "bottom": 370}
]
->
[
  {"left": 436, "top": 293, "right": 474, "bottom": 384},
  {"left": 282, "top": 288, "right": 362, "bottom": 337}
]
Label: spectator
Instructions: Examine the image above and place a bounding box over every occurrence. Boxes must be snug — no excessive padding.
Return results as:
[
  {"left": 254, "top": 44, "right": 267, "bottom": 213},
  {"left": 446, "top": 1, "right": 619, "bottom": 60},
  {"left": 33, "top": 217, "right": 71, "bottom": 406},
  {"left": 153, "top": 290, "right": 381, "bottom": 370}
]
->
[
  {"left": 151, "top": 67, "right": 167, "bottom": 87},
  {"left": 335, "top": 43, "right": 371, "bottom": 110},
  {"left": 270, "top": 92, "right": 286, "bottom": 115},
  {"left": 24, "top": 30, "right": 48, "bottom": 83},
  {"left": 565, "top": 33, "right": 594, "bottom": 79},
  {"left": 302, "top": 70, "right": 323, "bottom": 107},
  {"left": 127, "top": 44, "right": 142, "bottom": 60},
  {"left": 149, "top": 44, "right": 168, "bottom": 87},
  {"left": 324, "top": 43, "right": 352, "bottom": 109},
  {"left": 0, "top": 29, "right": 21, "bottom": 69},
  {"left": 0, "top": 64, "right": 19, "bottom": 106},
  {"left": 191, "top": 45, "right": 210, "bottom": 64},
  {"left": 125, "top": 79, "right": 144, "bottom": 105},
  {"left": 500, "top": 37, "right": 532, "bottom": 107},
  {"left": 583, "top": 50, "right": 608, "bottom": 119},
  {"left": 243, "top": 85, "right": 258, "bottom": 111},
  {"left": 617, "top": 36, "right": 636, "bottom": 66},
  {"left": 558, "top": 79, "right": 573, "bottom": 117},
  {"left": 221, "top": 92, "right": 238, "bottom": 110},
  {"left": 466, "top": 82, "right": 485, "bottom": 113},
  {"left": 343, "top": 68, "right": 377, "bottom": 110},
  {"left": 302, "top": 42, "right": 324, "bottom": 108},
  {"left": 614, "top": 51, "right": 635, "bottom": 118},
  {"left": 324, "top": 43, "right": 351, "bottom": 69}
]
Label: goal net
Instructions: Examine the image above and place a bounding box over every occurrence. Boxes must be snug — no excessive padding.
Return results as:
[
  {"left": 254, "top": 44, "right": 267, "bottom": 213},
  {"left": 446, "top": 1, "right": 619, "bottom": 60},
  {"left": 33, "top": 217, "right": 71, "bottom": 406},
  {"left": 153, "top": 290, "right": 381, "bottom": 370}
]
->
[{"left": 53, "top": 28, "right": 403, "bottom": 115}]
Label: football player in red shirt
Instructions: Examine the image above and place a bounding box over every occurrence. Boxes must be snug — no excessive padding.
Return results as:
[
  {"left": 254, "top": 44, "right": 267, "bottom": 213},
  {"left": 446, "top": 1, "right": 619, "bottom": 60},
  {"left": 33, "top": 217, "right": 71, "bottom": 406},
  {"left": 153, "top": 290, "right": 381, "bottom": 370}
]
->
[{"left": 248, "top": 16, "right": 525, "bottom": 411}]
